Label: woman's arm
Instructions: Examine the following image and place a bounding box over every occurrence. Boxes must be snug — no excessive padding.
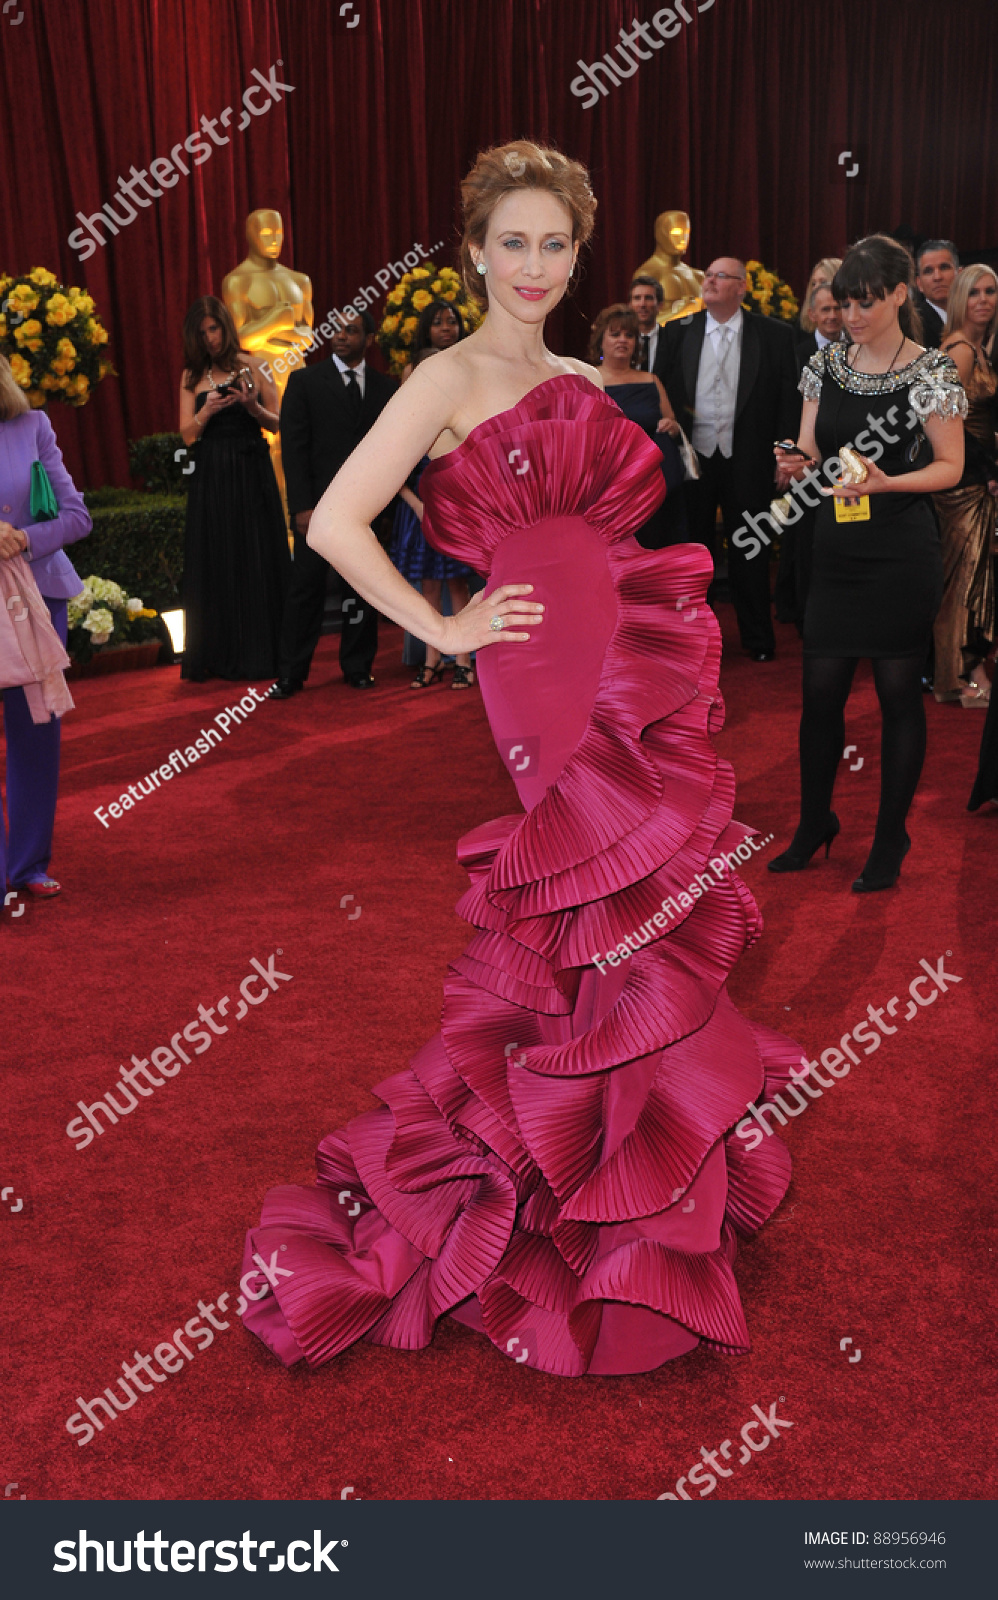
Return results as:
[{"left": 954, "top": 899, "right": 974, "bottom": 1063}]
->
[
  {"left": 652, "top": 374, "right": 681, "bottom": 436},
  {"left": 822, "top": 413, "right": 964, "bottom": 499},
  {"left": 773, "top": 397, "right": 820, "bottom": 488},
  {"left": 236, "top": 355, "right": 280, "bottom": 431},
  {"left": 939, "top": 339, "right": 976, "bottom": 389},
  {"left": 178, "top": 376, "right": 237, "bottom": 446},
  {"left": 15, "top": 412, "right": 91, "bottom": 563},
  {"left": 307, "top": 363, "right": 543, "bottom": 655},
  {"left": 399, "top": 486, "right": 423, "bottom": 519}
]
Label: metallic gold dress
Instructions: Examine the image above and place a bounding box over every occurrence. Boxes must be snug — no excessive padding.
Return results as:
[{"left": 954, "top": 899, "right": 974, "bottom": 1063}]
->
[{"left": 931, "top": 342, "right": 997, "bottom": 700}]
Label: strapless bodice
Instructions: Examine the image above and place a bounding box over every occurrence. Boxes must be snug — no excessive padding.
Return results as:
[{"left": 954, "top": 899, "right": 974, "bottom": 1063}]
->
[{"left": 420, "top": 374, "right": 668, "bottom": 569}]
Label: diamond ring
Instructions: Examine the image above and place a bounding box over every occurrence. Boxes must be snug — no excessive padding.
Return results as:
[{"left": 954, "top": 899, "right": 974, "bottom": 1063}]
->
[{"left": 489, "top": 614, "right": 505, "bottom": 632}]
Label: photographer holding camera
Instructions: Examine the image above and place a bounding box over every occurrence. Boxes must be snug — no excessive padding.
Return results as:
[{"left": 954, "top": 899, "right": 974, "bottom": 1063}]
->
[{"left": 177, "top": 295, "right": 290, "bottom": 683}]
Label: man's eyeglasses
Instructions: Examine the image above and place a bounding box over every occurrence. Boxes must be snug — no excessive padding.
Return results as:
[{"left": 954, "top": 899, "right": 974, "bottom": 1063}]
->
[{"left": 702, "top": 271, "right": 745, "bottom": 284}]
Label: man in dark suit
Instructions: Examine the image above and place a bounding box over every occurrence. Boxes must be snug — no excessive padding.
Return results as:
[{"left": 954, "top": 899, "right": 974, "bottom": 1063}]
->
[
  {"left": 912, "top": 239, "right": 959, "bottom": 349},
  {"left": 774, "top": 284, "right": 848, "bottom": 630},
  {"left": 270, "top": 309, "right": 398, "bottom": 696},
  {"left": 629, "top": 274, "right": 668, "bottom": 376},
  {"left": 660, "top": 258, "right": 800, "bottom": 660}
]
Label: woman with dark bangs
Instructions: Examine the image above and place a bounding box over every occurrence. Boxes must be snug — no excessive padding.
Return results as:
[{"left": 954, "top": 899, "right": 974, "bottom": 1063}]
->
[{"left": 770, "top": 235, "right": 966, "bottom": 891}]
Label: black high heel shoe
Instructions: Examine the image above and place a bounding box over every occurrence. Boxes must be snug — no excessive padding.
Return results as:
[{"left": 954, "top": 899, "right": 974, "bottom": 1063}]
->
[
  {"left": 768, "top": 813, "right": 840, "bottom": 873},
  {"left": 851, "top": 833, "right": 911, "bottom": 894}
]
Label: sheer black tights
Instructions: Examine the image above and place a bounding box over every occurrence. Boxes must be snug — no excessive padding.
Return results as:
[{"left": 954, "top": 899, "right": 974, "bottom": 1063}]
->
[{"left": 795, "top": 655, "right": 927, "bottom": 873}]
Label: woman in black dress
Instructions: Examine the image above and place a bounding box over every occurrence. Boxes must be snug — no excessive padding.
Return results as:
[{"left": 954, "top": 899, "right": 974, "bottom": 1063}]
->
[
  {"left": 177, "top": 295, "right": 290, "bottom": 682},
  {"left": 769, "top": 236, "right": 966, "bottom": 891},
  {"left": 590, "top": 303, "right": 688, "bottom": 547}
]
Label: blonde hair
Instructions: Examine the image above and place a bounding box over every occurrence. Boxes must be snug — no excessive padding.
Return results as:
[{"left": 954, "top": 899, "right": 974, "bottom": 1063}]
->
[
  {"left": 459, "top": 140, "right": 596, "bottom": 305},
  {"left": 942, "top": 263, "right": 998, "bottom": 357},
  {"left": 0, "top": 354, "right": 30, "bottom": 420},
  {"left": 799, "top": 257, "right": 843, "bottom": 332}
]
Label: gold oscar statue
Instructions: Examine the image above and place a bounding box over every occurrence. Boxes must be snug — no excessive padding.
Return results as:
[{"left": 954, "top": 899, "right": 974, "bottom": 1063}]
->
[
  {"left": 634, "top": 210, "right": 704, "bottom": 323},
  {"left": 222, "top": 208, "right": 314, "bottom": 517}
]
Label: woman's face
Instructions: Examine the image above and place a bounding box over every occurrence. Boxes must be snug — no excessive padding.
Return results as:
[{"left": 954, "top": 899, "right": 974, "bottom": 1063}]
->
[
  {"left": 429, "top": 307, "right": 460, "bottom": 349},
  {"left": 602, "top": 323, "right": 637, "bottom": 364},
  {"left": 474, "top": 188, "right": 577, "bottom": 324},
  {"left": 838, "top": 284, "right": 906, "bottom": 345},
  {"left": 200, "top": 316, "right": 225, "bottom": 357},
  {"left": 965, "top": 274, "right": 997, "bottom": 330}
]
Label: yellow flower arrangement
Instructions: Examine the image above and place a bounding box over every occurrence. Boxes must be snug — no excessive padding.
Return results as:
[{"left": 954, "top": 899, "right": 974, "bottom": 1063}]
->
[
  {"left": 376, "top": 258, "right": 485, "bottom": 376},
  {"left": 45, "top": 293, "right": 78, "bottom": 327},
  {"left": 0, "top": 269, "right": 114, "bottom": 406},
  {"left": 742, "top": 260, "right": 798, "bottom": 322},
  {"left": 14, "top": 318, "right": 43, "bottom": 351}
]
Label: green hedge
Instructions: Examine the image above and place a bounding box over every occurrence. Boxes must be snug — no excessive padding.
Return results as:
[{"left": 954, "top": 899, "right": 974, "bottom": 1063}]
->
[
  {"left": 81, "top": 490, "right": 186, "bottom": 615},
  {"left": 128, "top": 432, "right": 192, "bottom": 495}
]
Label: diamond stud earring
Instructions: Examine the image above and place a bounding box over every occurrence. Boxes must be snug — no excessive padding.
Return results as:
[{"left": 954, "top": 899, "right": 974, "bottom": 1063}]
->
[{"left": 476, "top": 261, "right": 487, "bottom": 275}]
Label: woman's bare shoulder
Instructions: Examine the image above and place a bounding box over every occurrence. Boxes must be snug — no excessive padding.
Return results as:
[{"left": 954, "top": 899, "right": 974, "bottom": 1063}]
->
[{"left": 560, "top": 356, "right": 604, "bottom": 390}]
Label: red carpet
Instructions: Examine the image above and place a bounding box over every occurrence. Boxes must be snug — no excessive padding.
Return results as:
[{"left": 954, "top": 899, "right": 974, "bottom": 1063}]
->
[{"left": 4, "top": 611, "right": 995, "bottom": 1502}]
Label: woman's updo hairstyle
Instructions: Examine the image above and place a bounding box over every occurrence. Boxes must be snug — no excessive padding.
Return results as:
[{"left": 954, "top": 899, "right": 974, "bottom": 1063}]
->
[
  {"left": 832, "top": 234, "right": 924, "bottom": 345},
  {"left": 459, "top": 141, "right": 597, "bottom": 305}
]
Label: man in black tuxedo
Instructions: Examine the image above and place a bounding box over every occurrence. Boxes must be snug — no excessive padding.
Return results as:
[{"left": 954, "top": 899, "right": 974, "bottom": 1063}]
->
[
  {"left": 774, "top": 284, "right": 847, "bottom": 631},
  {"left": 912, "top": 239, "right": 959, "bottom": 349},
  {"left": 629, "top": 275, "right": 668, "bottom": 376},
  {"left": 660, "top": 258, "right": 800, "bottom": 660},
  {"left": 270, "top": 309, "right": 398, "bottom": 696}
]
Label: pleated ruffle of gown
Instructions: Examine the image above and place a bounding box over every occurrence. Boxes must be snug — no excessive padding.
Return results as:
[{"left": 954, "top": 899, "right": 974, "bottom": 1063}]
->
[{"left": 243, "top": 375, "right": 797, "bottom": 1376}]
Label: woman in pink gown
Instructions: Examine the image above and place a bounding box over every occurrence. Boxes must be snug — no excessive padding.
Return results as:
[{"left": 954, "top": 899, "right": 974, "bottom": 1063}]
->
[{"left": 242, "top": 143, "right": 798, "bottom": 1377}]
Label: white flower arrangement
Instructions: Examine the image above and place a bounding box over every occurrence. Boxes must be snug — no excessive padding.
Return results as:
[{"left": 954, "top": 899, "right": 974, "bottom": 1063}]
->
[
  {"left": 82, "top": 606, "right": 114, "bottom": 645},
  {"left": 66, "top": 572, "right": 158, "bottom": 664}
]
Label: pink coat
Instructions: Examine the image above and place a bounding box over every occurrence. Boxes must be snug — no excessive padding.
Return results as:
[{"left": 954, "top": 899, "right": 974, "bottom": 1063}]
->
[{"left": 0, "top": 552, "right": 74, "bottom": 722}]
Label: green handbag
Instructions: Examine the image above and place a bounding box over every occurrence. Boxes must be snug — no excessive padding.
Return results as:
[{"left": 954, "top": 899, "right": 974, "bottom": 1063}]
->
[{"left": 29, "top": 459, "right": 58, "bottom": 521}]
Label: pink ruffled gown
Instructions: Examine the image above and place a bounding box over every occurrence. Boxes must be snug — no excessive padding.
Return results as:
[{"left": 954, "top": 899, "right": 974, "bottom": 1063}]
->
[{"left": 242, "top": 374, "right": 797, "bottom": 1377}]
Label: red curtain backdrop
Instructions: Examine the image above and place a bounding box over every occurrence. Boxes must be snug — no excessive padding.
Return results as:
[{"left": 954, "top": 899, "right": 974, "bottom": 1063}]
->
[{"left": 1, "top": 0, "right": 996, "bottom": 491}]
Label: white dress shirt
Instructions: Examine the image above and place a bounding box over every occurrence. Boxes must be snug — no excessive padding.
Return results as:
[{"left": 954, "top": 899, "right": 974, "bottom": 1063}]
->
[
  {"left": 692, "top": 308, "right": 744, "bottom": 458},
  {"left": 332, "top": 352, "right": 366, "bottom": 397},
  {"left": 639, "top": 324, "right": 661, "bottom": 373}
]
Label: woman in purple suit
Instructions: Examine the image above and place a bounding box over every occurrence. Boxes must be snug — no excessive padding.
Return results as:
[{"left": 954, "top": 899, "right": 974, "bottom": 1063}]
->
[{"left": 0, "top": 355, "right": 91, "bottom": 902}]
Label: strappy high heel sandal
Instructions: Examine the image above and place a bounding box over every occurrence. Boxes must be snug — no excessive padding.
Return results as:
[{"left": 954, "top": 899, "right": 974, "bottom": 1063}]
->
[
  {"left": 451, "top": 664, "right": 476, "bottom": 690},
  {"left": 411, "top": 661, "right": 446, "bottom": 689}
]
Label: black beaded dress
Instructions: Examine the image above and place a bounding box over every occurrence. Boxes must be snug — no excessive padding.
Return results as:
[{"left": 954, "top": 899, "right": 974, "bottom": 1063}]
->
[{"left": 799, "top": 345, "right": 967, "bottom": 658}]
